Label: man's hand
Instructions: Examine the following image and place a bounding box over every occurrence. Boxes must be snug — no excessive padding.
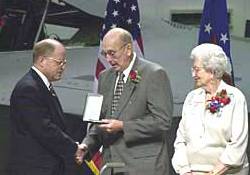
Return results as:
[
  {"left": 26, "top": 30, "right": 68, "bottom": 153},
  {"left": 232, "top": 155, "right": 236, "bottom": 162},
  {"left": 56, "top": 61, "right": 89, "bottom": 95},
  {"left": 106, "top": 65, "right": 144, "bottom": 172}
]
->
[
  {"left": 75, "top": 143, "right": 88, "bottom": 165},
  {"left": 98, "top": 119, "right": 123, "bottom": 133}
]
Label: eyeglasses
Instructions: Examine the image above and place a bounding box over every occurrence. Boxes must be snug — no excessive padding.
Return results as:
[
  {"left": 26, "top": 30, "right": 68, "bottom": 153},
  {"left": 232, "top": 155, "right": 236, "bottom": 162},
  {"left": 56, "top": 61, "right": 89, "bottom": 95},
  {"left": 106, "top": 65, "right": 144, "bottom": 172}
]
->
[
  {"left": 100, "top": 43, "right": 127, "bottom": 58},
  {"left": 191, "top": 66, "right": 204, "bottom": 73},
  {"left": 46, "top": 57, "right": 67, "bottom": 66}
]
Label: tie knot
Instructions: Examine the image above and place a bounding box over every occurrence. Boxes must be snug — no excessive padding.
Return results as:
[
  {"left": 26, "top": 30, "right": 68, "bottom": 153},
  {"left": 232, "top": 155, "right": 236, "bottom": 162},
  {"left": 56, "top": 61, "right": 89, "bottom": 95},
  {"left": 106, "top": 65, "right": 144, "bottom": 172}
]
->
[
  {"left": 49, "top": 83, "right": 56, "bottom": 96},
  {"left": 118, "top": 72, "right": 125, "bottom": 81},
  {"left": 49, "top": 83, "right": 53, "bottom": 90}
]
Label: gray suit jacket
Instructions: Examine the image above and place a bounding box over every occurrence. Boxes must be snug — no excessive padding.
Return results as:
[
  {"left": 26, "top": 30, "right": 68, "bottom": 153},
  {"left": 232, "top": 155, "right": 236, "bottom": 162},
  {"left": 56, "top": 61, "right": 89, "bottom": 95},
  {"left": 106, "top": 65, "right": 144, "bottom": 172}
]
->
[{"left": 83, "top": 57, "right": 173, "bottom": 175}]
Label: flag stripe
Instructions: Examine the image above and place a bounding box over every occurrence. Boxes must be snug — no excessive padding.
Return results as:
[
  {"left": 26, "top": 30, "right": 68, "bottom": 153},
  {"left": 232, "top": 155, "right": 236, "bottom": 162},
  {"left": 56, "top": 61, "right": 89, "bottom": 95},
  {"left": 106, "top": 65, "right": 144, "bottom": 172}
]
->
[
  {"left": 85, "top": 160, "right": 100, "bottom": 175},
  {"left": 95, "top": 59, "right": 106, "bottom": 79}
]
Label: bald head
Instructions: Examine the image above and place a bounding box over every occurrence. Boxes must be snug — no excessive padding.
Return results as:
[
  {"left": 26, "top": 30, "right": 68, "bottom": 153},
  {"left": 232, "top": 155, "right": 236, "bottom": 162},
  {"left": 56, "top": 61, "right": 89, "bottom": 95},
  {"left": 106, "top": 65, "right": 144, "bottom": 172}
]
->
[
  {"left": 103, "top": 28, "right": 133, "bottom": 47},
  {"left": 33, "top": 39, "right": 64, "bottom": 63},
  {"left": 32, "top": 39, "right": 66, "bottom": 82},
  {"left": 102, "top": 28, "right": 134, "bottom": 72}
]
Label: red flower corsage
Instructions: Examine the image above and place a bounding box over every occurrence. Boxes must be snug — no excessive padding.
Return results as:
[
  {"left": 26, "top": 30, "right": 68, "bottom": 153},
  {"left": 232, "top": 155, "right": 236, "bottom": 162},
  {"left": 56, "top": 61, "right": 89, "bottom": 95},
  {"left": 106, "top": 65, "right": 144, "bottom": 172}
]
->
[
  {"left": 129, "top": 70, "right": 141, "bottom": 83},
  {"left": 206, "top": 89, "right": 231, "bottom": 114}
]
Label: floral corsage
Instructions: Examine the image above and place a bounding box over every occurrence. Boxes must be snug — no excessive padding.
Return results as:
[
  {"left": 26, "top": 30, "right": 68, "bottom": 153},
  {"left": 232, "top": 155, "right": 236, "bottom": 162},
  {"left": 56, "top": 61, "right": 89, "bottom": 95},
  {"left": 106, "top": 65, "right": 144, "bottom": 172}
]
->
[
  {"left": 206, "top": 89, "right": 231, "bottom": 114},
  {"left": 129, "top": 70, "right": 141, "bottom": 83}
]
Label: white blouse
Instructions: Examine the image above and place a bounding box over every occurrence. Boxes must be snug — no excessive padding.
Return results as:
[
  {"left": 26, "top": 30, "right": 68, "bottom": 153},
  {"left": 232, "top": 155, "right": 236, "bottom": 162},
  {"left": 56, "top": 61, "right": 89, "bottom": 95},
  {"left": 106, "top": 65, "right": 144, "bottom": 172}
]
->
[{"left": 172, "top": 81, "right": 249, "bottom": 175}]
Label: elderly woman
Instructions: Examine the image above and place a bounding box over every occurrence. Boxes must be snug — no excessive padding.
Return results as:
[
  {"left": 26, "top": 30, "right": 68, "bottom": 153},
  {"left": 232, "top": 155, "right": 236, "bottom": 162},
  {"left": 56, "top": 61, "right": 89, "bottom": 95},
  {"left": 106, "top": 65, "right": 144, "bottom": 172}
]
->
[{"left": 172, "top": 43, "right": 249, "bottom": 175}]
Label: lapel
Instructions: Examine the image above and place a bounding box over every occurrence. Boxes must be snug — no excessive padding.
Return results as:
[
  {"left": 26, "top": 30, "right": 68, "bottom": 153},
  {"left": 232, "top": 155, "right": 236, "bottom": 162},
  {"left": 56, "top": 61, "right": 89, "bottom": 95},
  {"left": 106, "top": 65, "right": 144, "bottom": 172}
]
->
[
  {"left": 113, "top": 58, "right": 140, "bottom": 117},
  {"left": 102, "top": 70, "right": 117, "bottom": 116},
  {"left": 30, "top": 69, "right": 66, "bottom": 129}
]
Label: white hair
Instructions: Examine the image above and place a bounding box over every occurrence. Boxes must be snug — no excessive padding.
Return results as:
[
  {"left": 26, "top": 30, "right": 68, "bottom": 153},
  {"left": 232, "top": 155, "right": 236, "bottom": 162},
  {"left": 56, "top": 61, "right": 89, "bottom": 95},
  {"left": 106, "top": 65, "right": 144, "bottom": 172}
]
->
[{"left": 190, "top": 43, "right": 230, "bottom": 79}]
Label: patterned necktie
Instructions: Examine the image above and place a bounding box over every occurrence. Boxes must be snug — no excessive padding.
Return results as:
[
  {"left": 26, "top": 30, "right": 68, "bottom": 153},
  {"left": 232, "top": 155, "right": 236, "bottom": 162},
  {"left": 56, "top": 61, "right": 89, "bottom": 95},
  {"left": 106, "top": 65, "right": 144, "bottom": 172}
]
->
[
  {"left": 49, "top": 83, "right": 56, "bottom": 96},
  {"left": 111, "top": 72, "right": 125, "bottom": 115}
]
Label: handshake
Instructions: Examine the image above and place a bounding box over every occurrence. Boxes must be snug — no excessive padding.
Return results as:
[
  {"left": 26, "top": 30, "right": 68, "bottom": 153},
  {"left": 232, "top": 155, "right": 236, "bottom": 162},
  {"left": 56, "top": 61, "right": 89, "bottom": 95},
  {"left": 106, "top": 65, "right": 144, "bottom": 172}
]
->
[{"left": 75, "top": 143, "right": 88, "bottom": 165}]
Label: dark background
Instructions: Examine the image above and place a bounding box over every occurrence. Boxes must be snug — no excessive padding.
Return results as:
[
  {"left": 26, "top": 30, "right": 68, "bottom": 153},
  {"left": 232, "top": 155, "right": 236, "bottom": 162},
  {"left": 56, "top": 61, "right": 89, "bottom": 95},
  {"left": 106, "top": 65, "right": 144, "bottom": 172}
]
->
[{"left": 0, "top": 105, "right": 249, "bottom": 175}]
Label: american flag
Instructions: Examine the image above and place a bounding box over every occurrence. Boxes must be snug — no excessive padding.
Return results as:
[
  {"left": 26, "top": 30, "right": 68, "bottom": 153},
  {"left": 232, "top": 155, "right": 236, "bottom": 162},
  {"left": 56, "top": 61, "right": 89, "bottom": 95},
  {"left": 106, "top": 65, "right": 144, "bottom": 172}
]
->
[
  {"left": 198, "top": 0, "right": 234, "bottom": 85},
  {"left": 94, "top": 0, "right": 144, "bottom": 90},
  {"left": 87, "top": 0, "right": 144, "bottom": 174}
]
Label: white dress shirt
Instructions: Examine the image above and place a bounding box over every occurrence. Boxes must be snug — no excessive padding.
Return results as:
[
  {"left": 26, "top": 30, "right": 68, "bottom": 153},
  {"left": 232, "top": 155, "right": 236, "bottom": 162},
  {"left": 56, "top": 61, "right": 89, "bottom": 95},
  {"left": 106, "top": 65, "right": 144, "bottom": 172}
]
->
[
  {"left": 32, "top": 66, "right": 50, "bottom": 90},
  {"left": 114, "top": 52, "right": 136, "bottom": 91}
]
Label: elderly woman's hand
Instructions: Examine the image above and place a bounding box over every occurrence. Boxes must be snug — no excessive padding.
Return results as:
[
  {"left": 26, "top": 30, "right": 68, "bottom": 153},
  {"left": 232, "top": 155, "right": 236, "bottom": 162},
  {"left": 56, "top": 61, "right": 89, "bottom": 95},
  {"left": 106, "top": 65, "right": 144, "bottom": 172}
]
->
[{"left": 208, "top": 161, "right": 229, "bottom": 175}]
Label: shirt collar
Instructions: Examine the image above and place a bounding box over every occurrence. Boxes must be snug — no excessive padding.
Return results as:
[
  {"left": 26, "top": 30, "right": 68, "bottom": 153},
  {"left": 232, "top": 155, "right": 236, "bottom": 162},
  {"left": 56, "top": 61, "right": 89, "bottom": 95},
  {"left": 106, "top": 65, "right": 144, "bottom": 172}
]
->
[
  {"left": 122, "top": 52, "right": 136, "bottom": 83},
  {"left": 32, "top": 66, "right": 50, "bottom": 90}
]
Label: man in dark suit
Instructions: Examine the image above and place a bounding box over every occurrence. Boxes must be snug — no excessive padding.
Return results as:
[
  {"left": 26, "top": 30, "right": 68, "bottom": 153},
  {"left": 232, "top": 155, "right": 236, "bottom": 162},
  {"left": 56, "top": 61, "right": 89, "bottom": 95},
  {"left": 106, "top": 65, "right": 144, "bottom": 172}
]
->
[
  {"left": 8, "top": 39, "right": 83, "bottom": 175},
  {"left": 76, "top": 28, "right": 173, "bottom": 175}
]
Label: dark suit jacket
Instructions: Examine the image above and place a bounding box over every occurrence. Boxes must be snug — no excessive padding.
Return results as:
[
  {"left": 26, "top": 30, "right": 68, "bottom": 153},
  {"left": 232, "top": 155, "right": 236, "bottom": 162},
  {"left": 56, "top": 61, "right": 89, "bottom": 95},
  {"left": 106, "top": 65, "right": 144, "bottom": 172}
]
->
[
  {"left": 8, "top": 69, "right": 78, "bottom": 175},
  {"left": 83, "top": 57, "right": 173, "bottom": 175}
]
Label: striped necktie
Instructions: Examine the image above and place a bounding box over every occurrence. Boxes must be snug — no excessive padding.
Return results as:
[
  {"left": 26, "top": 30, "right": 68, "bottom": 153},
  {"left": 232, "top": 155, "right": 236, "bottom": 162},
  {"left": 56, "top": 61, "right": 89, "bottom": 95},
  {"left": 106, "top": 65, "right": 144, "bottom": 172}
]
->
[{"left": 111, "top": 72, "right": 125, "bottom": 115}]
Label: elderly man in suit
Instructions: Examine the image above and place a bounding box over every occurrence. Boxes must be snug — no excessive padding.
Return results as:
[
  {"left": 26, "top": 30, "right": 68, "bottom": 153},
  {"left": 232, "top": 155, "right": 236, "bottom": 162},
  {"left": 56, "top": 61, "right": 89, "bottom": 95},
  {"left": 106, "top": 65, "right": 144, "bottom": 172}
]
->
[
  {"left": 76, "top": 28, "right": 173, "bottom": 175},
  {"left": 8, "top": 39, "right": 83, "bottom": 175}
]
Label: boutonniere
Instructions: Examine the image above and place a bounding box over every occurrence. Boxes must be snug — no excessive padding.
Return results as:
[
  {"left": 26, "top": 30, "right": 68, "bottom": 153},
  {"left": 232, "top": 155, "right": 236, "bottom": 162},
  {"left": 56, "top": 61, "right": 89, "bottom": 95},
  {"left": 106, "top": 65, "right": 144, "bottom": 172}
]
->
[
  {"left": 206, "top": 89, "right": 231, "bottom": 114},
  {"left": 129, "top": 70, "right": 141, "bottom": 83}
]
